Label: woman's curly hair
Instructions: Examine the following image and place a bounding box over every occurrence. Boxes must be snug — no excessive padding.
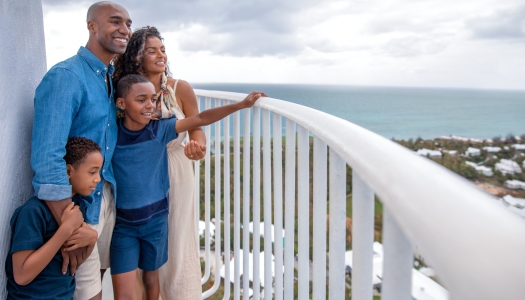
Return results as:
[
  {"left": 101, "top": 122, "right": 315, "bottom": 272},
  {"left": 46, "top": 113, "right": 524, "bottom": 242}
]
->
[
  {"left": 64, "top": 137, "right": 101, "bottom": 168},
  {"left": 112, "top": 26, "right": 171, "bottom": 88}
]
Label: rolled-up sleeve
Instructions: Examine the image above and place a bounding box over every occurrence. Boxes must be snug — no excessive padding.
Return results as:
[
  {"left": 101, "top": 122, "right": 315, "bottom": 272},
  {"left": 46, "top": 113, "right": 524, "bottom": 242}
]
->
[{"left": 31, "top": 67, "right": 82, "bottom": 201}]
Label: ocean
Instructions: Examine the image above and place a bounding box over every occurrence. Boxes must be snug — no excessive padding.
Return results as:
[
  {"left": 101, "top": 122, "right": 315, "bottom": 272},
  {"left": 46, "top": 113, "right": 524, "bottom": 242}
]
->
[{"left": 192, "top": 83, "right": 525, "bottom": 141}]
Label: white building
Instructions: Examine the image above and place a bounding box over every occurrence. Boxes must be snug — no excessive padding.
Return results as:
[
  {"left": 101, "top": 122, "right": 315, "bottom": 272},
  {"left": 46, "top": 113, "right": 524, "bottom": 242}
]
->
[
  {"left": 482, "top": 146, "right": 501, "bottom": 153},
  {"left": 502, "top": 195, "right": 525, "bottom": 208},
  {"left": 465, "top": 147, "right": 481, "bottom": 156},
  {"left": 465, "top": 162, "right": 493, "bottom": 176},
  {"left": 504, "top": 180, "right": 525, "bottom": 190},
  {"left": 247, "top": 221, "right": 285, "bottom": 243},
  {"left": 416, "top": 148, "right": 442, "bottom": 158},
  {"left": 345, "top": 242, "right": 449, "bottom": 300},
  {"left": 495, "top": 159, "right": 522, "bottom": 175},
  {"left": 512, "top": 144, "right": 525, "bottom": 151},
  {"left": 442, "top": 149, "right": 457, "bottom": 156}
]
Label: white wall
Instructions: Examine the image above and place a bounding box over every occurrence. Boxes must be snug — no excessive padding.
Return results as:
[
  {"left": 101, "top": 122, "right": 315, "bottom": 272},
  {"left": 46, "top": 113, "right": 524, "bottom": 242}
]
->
[{"left": 0, "top": 0, "right": 46, "bottom": 297}]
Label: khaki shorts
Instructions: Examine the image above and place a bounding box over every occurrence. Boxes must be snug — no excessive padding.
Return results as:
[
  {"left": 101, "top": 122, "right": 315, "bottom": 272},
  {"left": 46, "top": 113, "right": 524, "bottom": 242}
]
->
[{"left": 74, "top": 181, "right": 115, "bottom": 300}]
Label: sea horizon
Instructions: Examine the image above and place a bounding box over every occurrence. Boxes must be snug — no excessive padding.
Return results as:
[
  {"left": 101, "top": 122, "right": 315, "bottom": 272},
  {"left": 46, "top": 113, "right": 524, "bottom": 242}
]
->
[{"left": 193, "top": 83, "right": 525, "bottom": 141}]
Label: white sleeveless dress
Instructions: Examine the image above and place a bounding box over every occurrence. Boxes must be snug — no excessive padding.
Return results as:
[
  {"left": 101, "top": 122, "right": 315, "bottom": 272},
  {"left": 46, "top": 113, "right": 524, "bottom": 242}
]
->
[{"left": 158, "top": 78, "right": 202, "bottom": 299}]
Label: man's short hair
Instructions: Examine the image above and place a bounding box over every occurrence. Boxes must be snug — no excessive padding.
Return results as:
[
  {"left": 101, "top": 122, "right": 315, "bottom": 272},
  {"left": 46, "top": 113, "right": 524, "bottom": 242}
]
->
[{"left": 116, "top": 74, "right": 151, "bottom": 99}]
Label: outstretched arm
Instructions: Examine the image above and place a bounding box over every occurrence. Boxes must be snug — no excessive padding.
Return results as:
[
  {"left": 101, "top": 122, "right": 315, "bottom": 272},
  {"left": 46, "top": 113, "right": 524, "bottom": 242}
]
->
[{"left": 175, "top": 91, "right": 267, "bottom": 133}]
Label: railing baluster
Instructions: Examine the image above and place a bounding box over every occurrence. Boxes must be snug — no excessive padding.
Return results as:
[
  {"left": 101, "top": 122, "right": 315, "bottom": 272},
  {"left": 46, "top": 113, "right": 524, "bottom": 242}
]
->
[
  {"left": 223, "top": 104, "right": 231, "bottom": 300},
  {"left": 297, "top": 125, "right": 310, "bottom": 299},
  {"left": 202, "top": 97, "right": 212, "bottom": 284},
  {"left": 233, "top": 109, "right": 241, "bottom": 300},
  {"left": 202, "top": 99, "right": 223, "bottom": 298},
  {"left": 273, "top": 114, "right": 284, "bottom": 300},
  {"left": 252, "top": 107, "right": 262, "bottom": 299},
  {"left": 284, "top": 119, "right": 296, "bottom": 299},
  {"left": 382, "top": 207, "right": 414, "bottom": 300},
  {"left": 262, "top": 109, "right": 272, "bottom": 299},
  {"left": 352, "top": 172, "right": 374, "bottom": 300},
  {"left": 242, "top": 108, "right": 251, "bottom": 299},
  {"left": 329, "top": 149, "right": 346, "bottom": 300},
  {"left": 195, "top": 96, "right": 201, "bottom": 258},
  {"left": 313, "top": 136, "right": 327, "bottom": 300}
]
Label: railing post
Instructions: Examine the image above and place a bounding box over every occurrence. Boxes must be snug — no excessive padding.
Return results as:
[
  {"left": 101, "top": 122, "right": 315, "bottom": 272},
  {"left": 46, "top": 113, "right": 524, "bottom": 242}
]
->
[
  {"left": 242, "top": 108, "right": 251, "bottom": 299},
  {"left": 233, "top": 109, "right": 241, "bottom": 300},
  {"left": 202, "top": 97, "right": 212, "bottom": 284},
  {"left": 262, "top": 109, "right": 273, "bottom": 299},
  {"left": 283, "top": 119, "right": 296, "bottom": 299},
  {"left": 223, "top": 106, "right": 231, "bottom": 300},
  {"left": 297, "top": 125, "right": 310, "bottom": 299},
  {"left": 329, "top": 149, "right": 346, "bottom": 300},
  {"left": 352, "top": 172, "right": 374, "bottom": 300},
  {"left": 312, "top": 136, "right": 327, "bottom": 300},
  {"left": 252, "top": 107, "right": 262, "bottom": 299},
  {"left": 202, "top": 99, "right": 223, "bottom": 298},
  {"left": 195, "top": 96, "right": 201, "bottom": 257},
  {"left": 382, "top": 207, "right": 414, "bottom": 300},
  {"left": 273, "top": 114, "right": 284, "bottom": 300}
]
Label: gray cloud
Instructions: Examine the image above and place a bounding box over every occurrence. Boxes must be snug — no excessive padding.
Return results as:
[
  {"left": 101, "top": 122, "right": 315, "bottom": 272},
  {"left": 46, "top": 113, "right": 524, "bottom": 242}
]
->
[
  {"left": 466, "top": 5, "right": 525, "bottom": 40},
  {"left": 379, "top": 36, "right": 448, "bottom": 57},
  {"left": 42, "top": 0, "right": 326, "bottom": 57},
  {"left": 367, "top": 18, "right": 434, "bottom": 35}
]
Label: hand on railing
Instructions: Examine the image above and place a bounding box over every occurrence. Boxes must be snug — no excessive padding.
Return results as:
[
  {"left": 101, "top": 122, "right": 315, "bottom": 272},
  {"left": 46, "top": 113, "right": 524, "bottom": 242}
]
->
[
  {"left": 184, "top": 140, "right": 206, "bottom": 160},
  {"left": 240, "top": 91, "right": 267, "bottom": 108}
]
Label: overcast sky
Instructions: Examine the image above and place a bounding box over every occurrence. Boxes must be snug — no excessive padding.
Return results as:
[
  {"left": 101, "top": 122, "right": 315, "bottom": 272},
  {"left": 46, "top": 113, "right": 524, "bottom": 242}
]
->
[{"left": 41, "top": 0, "right": 525, "bottom": 90}]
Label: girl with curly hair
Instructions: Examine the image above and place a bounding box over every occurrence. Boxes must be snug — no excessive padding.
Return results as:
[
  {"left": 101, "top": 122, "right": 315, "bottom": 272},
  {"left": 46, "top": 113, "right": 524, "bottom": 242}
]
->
[{"left": 113, "top": 26, "right": 205, "bottom": 299}]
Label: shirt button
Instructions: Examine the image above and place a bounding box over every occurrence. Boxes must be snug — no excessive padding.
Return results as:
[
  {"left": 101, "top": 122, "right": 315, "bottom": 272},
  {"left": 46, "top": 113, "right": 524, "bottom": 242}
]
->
[
  {"left": 108, "top": 123, "right": 110, "bottom": 127},
  {"left": 106, "top": 147, "right": 109, "bottom": 150},
  {"left": 102, "top": 169, "right": 105, "bottom": 172},
  {"left": 97, "top": 192, "right": 101, "bottom": 195}
]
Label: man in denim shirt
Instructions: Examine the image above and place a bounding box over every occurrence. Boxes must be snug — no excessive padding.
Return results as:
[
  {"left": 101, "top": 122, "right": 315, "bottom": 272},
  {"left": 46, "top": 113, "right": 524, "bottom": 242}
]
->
[{"left": 30, "top": 2, "right": 131, "bottom": 299}]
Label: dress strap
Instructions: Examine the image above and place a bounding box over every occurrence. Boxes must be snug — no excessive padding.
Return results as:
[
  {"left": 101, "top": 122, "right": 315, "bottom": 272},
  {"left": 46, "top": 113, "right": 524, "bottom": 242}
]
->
[{"left": 173, "top": 79, "right": 180, "bottom": 94}]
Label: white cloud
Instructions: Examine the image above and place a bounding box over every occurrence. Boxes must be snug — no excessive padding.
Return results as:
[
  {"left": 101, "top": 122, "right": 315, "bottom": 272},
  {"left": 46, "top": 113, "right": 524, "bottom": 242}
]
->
[{"left": 41, "top": 0, "right": 525, "bottom": 89}]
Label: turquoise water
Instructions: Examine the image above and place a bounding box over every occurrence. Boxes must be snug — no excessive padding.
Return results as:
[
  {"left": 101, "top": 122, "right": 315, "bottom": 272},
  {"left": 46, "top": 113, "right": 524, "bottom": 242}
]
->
[{"left": 192, "top": 83, "right": 525, "bottom": 140}]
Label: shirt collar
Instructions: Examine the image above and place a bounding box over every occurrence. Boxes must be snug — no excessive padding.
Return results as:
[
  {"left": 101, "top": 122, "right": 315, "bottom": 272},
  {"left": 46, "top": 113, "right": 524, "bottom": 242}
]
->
[{"left": 77, "top": 46, "right": 114, "bottom": 77}]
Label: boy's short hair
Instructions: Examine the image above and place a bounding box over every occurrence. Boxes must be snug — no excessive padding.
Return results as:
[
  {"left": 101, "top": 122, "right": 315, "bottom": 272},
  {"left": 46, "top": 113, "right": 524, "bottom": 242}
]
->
[
  {"left": 64, "top": 137, "right": 101, "bottom": 167},
  {"left": 116, "top": 74, "right": 151, "bottom": 99}
]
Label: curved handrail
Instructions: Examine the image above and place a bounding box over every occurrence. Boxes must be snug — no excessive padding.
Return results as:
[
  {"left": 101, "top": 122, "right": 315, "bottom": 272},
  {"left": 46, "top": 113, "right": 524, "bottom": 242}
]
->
[{"left": 194, "top": 89, "right": 525, "bottom": 299}]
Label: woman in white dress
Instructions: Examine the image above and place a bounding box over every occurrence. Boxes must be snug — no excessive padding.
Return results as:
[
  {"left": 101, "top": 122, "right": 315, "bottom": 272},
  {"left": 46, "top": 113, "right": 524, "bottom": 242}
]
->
[{"left": 113, "top": 26, "right": 205, "bottom": 299}]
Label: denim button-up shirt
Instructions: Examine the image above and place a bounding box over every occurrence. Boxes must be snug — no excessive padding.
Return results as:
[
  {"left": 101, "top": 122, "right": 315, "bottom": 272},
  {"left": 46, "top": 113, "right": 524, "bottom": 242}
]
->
[{"left": 31, "top": 46, "right": 117, "bottom": 224}]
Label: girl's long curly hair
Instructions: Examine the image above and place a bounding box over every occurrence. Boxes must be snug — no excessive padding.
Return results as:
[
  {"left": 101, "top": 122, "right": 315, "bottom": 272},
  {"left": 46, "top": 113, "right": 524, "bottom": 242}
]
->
[{"left": 112, "top": 26, "right": 171, "bottom": 88}]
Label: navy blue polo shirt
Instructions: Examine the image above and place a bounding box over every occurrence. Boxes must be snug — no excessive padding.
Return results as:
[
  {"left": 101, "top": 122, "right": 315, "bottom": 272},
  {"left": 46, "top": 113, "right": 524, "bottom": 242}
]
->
[{"left": 5, "top": 197, "right": 75, "bottom": 299}]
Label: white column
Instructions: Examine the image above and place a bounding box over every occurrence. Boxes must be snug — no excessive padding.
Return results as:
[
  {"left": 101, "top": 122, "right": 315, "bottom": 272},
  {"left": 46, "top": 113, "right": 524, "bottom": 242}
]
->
[{"left": 0, "top": 1, "right": 46, "bottom": 297}]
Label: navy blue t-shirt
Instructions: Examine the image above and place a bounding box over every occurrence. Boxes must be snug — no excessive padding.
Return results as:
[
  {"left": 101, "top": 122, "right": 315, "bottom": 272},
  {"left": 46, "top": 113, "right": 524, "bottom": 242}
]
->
[
  {"left": 5, "top": 197, "right": 75, "bottom": 299},
  {"left": 112, "top": 118, "right": 178, "bottom": 225}
]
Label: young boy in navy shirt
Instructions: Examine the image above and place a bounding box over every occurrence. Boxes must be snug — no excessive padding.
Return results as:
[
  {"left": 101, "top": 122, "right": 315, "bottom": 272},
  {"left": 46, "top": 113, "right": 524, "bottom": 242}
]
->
[
  {"left": 5, "top": 137, "right": 101, "bottom": 299},
  {"left": 110, "top": 74, "right": 265, "bottom": 299}
]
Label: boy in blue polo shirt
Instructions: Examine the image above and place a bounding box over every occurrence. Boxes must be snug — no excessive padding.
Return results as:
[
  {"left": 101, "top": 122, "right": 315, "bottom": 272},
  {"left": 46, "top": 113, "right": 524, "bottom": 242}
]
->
[
  {"left": 5, "top": 137, "right": 101, "bottom": 299},
  {"left": 110, "top": 74, "right": 265, "bottom": 299}
]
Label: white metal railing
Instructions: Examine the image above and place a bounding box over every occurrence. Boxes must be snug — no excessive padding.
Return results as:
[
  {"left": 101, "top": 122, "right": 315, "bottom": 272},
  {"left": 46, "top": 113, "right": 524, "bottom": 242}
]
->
[{"left": 194, "top": 89, "right": 525, "bottom": 300}]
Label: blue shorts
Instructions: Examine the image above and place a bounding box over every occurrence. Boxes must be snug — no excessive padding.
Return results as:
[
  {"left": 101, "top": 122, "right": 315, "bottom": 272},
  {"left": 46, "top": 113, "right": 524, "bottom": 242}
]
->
[{"left": 110, "top": 214, "right": 168, "bottom": 274}]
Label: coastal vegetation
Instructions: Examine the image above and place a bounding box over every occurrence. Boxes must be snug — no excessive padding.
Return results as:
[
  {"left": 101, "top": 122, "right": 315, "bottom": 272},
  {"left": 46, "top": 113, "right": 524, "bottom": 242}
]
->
[
  {"left": 198, "top": 134, "right": 525, "bottom": 299},
  {"left": 396, "top": 134, "right": 525, "bottom": 198}
]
